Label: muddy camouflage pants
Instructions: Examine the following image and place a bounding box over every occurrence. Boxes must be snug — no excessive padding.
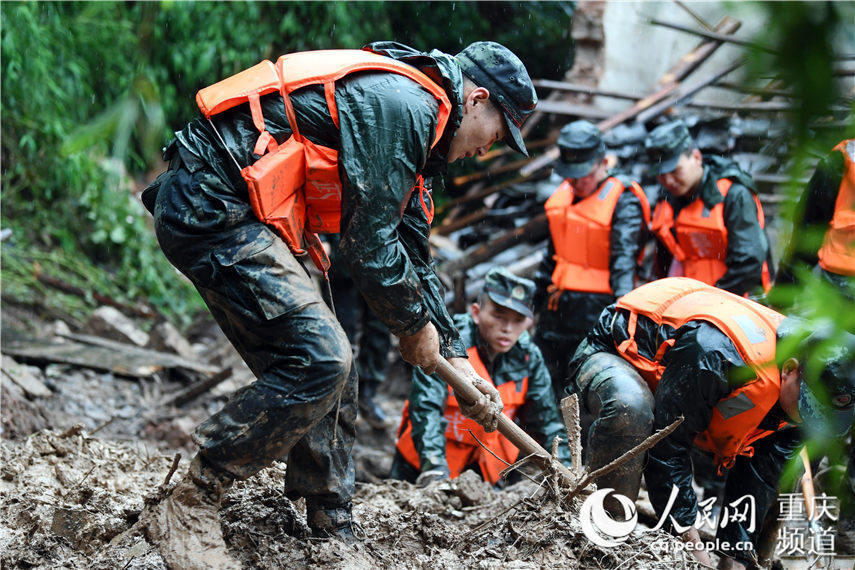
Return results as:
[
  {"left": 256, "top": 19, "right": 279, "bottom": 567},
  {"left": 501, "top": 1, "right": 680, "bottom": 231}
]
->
[
  {"left": 570, "top": 351, "right": 654, "bottom": 502},
  {"left": 330, "top": 278, "right": 392, "bottom": 387},
  {"left": 146, "top": 161, "right": 356, "bottom": 510}
]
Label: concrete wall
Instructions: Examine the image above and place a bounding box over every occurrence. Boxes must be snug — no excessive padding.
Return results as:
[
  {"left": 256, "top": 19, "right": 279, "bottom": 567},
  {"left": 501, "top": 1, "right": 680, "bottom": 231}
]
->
[{"left": 596, "top": 1, "right": 769, "bottom": 112}]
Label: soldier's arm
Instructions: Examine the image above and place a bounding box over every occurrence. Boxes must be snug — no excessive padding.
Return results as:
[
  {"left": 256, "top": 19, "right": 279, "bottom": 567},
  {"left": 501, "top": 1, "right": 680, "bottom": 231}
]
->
[
  {"left": 398, "top": 182, "right": 466, "bottom": 358},
  {"left": 716, "top": 184, "right": 769, "bottom": 295},
  {"left": 409, "top": 366, "right": 451, "bottom": 472},
  {"left": 336, "top": 75, "right": 438, "bottom": 337},
  {"left": 716, "top": 428, "right": 802, "bottom": 565},
  {"left": 532, "top": 239, "right": 557, "bottom": 313},
  {"left": 776, "top": 151, "right": 844, "bottom": 285},
  {"left": 609, "top": 189, "right": 646, "bottom": 297}
]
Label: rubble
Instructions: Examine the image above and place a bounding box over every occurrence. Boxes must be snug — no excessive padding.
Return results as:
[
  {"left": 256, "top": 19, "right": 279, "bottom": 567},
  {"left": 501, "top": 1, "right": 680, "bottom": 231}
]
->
[
  {"left": 0, "top": 429, "right": 690, "bottom": 569},
  {"left": 87, "top": 305, "right": 150, "bottom": 347}
]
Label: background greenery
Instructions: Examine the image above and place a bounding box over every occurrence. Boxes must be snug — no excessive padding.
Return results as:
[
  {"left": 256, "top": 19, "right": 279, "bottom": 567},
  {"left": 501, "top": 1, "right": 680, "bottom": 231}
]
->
[{"left": 0, "top": 1, "right": 576, "bottom": 324}]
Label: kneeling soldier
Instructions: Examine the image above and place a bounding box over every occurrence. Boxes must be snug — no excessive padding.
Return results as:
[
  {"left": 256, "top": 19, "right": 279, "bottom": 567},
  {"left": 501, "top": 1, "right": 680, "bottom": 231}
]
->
[
  {"left": 565, "top": 277, "right": 854, "bottom": 568},
  {"left": 392, "top": 268, "right": 572, "bottom": 486}
]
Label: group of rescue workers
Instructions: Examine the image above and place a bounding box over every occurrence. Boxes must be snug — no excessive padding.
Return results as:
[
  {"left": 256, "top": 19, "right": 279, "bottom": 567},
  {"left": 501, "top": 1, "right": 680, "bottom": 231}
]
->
[{"left": 137, "top": 38, "right": 855, "bottom": 570}]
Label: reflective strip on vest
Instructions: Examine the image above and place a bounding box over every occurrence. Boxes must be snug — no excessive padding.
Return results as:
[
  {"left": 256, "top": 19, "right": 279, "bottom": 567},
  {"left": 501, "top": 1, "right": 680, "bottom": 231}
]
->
[
  {"left": 614, "top": 277, "right": 785, "bottom": 470},
  {"left": 818, "top": 139, "right": 855, "bottom": 276},
  {"left": 395, "top": 346, "right": 529, "bottom": 485},
  {"left": 545, "top": 177, "right": 650, "bottom": 294}
]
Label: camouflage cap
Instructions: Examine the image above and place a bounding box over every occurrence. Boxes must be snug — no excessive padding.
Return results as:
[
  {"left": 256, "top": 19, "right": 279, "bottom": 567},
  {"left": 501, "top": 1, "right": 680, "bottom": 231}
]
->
[
  {"left": 644, "top": 120, "right": 695, "bottom": 175},
  {"left": 555, "top": 120, "right": 606, "bottom": 179},
  {"left": 778, "top": 317, "right": 855, "bottom": 437},
  {"left": 483, "top": 267, "right": 535, "bottom": 318},
  {"left": 456, "top": 41, "right": 537, "bottom": 157}
]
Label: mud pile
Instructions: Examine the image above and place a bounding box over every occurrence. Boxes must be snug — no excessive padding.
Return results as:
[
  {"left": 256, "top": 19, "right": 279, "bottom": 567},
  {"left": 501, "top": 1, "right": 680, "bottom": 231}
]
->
[{"left": 0, "top": 428, "right": 689, "bottom": 569}]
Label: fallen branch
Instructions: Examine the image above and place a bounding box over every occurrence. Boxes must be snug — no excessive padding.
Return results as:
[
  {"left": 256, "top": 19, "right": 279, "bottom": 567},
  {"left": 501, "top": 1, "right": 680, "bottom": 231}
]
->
[
  {"left": 439, "top": 214, "right": 548, "bottom": 275},
  {"left": 564, "top": 416, "right": 684, "bottom": 501},
  {"left": 560, "top": 395, "right": 583, "bottom": 480},
  {"left": 162, "top": 366, "right": 233, "bottom": 407},
  {"left": 159, "top": 453, "right": 181, "bottom": 491}
]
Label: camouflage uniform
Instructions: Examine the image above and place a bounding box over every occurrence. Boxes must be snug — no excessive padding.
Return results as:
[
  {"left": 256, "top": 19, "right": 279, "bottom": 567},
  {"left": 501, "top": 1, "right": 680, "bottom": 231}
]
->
[
  {"left": 328, "top": 235, "right": 393, "bottom": 427},
  {"left": 142, "top": 41, "right": 537, "bottom": 530},
  {"left": 143, "top": 43, "right": 473, "bottom": 520},
  {"left": 391, "top": 269, "right": 571, "bottom": 482}
]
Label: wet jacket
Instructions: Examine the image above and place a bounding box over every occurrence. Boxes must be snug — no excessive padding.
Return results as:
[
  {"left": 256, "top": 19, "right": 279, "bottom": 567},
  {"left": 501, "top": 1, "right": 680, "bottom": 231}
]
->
[
  {"left": 568, "top": 281, "right": 801, "bottom": 562},
  {"left": 169, "top": 42, "right": 467, "bottom": 358},
  {"left": 775, "top": 141, "right": 855, "bottom": 304},
  {"left": 402, "top": 314, "right": 572, "bottom": 475},
  {"left": 533, "top": 174, "right": 650, "bottom": 344},
  {"left": 651, "top": 156, "right": 771, "bottom": 296}
]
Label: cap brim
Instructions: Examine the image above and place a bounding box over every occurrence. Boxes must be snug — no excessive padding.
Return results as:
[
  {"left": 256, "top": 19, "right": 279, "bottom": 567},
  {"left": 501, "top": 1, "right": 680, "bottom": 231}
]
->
[
  {"left": 486, "top": 290, "right": 533, "bottom": 318},
  {"left": 502, "top": 113, "right": 528, "bottom": 157},
  {"left": 650, "top": 154, "right": 681, "bottom": 176},
  {"left": 555, "top": 158, "right": 598, "bottom": 180},
  {"left": 798, "top": 380, "right": 855, "bottom": 438}
]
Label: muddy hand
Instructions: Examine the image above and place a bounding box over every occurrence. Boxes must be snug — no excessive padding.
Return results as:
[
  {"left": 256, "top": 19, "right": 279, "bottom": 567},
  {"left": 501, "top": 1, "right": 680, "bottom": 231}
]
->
[
  {"left": 449, "top": 357, "right": 503, "bottom": 432},
  {"left": 398, "top": 321, "right": 441, "bottom": 374}
]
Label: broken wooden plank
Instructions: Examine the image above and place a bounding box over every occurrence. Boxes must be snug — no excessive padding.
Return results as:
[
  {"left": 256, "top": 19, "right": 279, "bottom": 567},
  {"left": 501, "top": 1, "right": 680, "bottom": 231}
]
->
[
  {"left": 521, "top": 100, "right": 610, "bottom": 120},
  {"left": 162, "top": 367, "right": 233, "bottom": 407},
  {"left": 650, "top": 17, "right": 774, "bottom": 53},
  {"left": 520, "top": 17, "right": 742, "bottom": 177},
  {"left": 532, "top": 79, "right": 642, "bottom": 102},
  {"left": 439, "top": 213, "right": 549, "bottom": 275},
  {"left": 2, "top": 334, "right": 219, "bottom": 379},
  {"left": 635, "top": 59, "right": 745, "bottom": 124},
  {"left": 434, "top": 207, "right": 489, "bottom": 237},
  {"left": 3, "top": 340, "right": 161, "bottom": 378},
  {"left": 1, "top": 355, "right": 52, "bottom": 398},
  {"left": 437, "top": 172, "right": 545, "bottom": 216},
  {"left": 452, "top": 155, "right": 535, "bottom": 187},
  {"left": 59, "top": 333, "right": 218, "bottom": 374}
]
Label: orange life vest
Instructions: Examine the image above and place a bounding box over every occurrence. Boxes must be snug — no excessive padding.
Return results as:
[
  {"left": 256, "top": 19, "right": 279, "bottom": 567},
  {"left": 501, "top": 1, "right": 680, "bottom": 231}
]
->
[
  {"left": 195, "top": 49, "right": 452, "bottom": 274},
  {"left": 614, "top": 277, "right": 787, "bottom": 470},
  {"left": 395, "top": 346, "right": 529, "bottom": 485},
  {"left": 651, "top": 179, "right": 771, "bottom": 292},
  {"left": 545, "top": 176, "right": 651, "bottom": 294},
  {"left": 818, "top": 139, "right": 855, "bottom": 276}
]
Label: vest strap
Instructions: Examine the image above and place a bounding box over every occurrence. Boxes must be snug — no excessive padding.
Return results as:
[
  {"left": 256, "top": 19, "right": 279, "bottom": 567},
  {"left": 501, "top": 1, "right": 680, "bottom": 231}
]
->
[{"left": 324, "top": 81, "right": 340, "bottom": 129}]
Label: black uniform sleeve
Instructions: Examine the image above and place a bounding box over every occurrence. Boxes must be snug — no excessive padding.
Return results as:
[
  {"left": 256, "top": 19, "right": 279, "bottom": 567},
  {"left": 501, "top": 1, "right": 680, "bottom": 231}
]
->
[
  {"left": 716, "top": 427, "right": 802, "bottom": 565},
  {"left": 776, "top": 151, "right": 844, "bottom": 285},
  {"left": 398, "top": 184, "right": 466, "bottom": 358},
  {"left": 644, "top": 324, "right": 738, "bottom": 529},
  {"left": 336, "top": 74, "right": 439, "bottom": 337},
  {"left": 408, "top": 366, "right": 452, "bottom": 472},
  {"left": 609, "top": 190, "right": 646, "bottom": 297},
  {"left": 533, "top": 240, "right": 557, "bottom": 313},
  {"left": 715, "top": 183, "right": 769, "bottom": 295}
]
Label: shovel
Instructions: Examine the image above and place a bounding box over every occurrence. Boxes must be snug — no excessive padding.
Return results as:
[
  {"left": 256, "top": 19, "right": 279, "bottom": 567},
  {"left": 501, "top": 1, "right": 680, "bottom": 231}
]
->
[{"left": 434, "top": 358, "right": 576, "bottom": 485}]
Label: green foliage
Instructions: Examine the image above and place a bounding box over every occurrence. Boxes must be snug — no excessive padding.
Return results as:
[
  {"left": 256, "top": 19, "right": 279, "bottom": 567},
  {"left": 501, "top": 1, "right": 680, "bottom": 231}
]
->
[
  {"left": 0, "top": 1, "right": 574, "bottom": 323},
  {"left": 748, "top": 1, "right": 855, "bottom": 488}
]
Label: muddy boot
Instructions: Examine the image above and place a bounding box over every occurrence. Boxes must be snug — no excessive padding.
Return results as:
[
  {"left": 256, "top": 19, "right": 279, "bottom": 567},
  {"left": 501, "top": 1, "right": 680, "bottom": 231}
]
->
[
  {"left": 140, "top": 454, "right": 239, "bottom": 570},
  {"left": 307, "top": 502, "right": 363, "bottom": 544},
  {"left": 358, "top": 380, "right": 392, "bottom": 430}
]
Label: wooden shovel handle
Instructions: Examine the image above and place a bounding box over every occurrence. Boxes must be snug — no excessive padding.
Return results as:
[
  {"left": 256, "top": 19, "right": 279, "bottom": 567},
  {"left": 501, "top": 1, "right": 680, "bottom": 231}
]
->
[{"left": 434, "top": 358, "right": 575, "bottom": 483}]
